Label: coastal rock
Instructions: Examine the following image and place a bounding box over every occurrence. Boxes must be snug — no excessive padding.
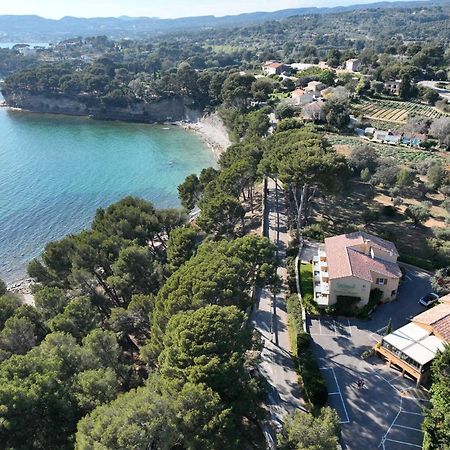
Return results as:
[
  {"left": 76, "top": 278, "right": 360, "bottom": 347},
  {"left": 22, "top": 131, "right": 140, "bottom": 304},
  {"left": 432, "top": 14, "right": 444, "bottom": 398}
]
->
[{"left": 1, "top": 89, "right": 197, "bottom": 123}]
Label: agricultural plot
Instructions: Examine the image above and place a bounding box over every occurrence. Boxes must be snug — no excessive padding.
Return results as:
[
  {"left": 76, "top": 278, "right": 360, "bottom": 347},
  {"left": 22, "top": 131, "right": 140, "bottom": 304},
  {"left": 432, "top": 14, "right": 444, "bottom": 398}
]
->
[
  {"left": 353, "top": 99, "right": 448, "bottom": 123},
  {"left": 326, "top": 134, "right": 440, "bottom": 165}
]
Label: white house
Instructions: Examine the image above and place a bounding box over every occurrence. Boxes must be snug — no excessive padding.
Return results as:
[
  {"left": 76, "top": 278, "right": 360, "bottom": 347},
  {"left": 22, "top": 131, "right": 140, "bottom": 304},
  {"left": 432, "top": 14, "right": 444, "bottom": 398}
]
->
[
  {"left": 313, "top": 231, "right": 402, "bottom": 307},
  {"left": 345, "top": 59, "right": 360, "bottom": 72},
  {"left": 373, "top": 130, "right": 402, "bottom": 145}
]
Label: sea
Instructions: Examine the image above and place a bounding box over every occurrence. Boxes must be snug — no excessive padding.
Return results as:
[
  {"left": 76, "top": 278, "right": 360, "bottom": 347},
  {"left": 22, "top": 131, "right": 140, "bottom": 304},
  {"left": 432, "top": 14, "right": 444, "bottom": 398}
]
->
[{"left": 0, "top": 105, "right": 215, "bottom": 283}]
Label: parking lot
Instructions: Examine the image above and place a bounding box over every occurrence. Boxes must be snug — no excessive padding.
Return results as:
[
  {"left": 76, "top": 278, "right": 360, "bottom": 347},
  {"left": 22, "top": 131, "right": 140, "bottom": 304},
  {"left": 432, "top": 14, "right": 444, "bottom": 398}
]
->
[
  {"left": 308, "top": 265, "right": 432, "bottom": 450},
  {"left": 380, "top": 394, "right": 430, "bottom": 449}
]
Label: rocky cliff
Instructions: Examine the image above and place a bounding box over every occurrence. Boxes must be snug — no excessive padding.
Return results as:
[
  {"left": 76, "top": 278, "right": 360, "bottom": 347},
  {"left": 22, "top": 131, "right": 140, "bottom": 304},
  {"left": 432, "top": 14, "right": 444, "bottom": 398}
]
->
[{"left": 1, "top": 89, "right": 196, "bottom": 123}]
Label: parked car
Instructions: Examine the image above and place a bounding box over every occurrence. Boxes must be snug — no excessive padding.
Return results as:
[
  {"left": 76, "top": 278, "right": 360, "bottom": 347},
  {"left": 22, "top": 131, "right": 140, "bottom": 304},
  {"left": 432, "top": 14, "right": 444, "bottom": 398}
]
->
[{"left": 418, "top": 293, "right": 439, "bottom": 307}]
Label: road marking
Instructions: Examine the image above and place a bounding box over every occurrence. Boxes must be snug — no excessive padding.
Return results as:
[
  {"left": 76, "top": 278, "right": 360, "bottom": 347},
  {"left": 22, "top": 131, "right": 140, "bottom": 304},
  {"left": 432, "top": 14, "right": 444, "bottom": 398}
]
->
[
  {"left": 328, "top": 392, "right": 340, "bottom": 395},
  {"left": 393, "top": 424, "right": 423, "bottom": 433},
  {"left": 330, "top": 367, "right": 350, "bottom": 424},
  {"left": 318, "top": 319, "right": 323, "bottom": 335},
  {"left": 384, "top": 438, "right": 421, "bottom": 448},
  {"left": 379, "top": 410, "right": 401, "bottom": 448},
  {"left": 401, "top": 411, "right": 423, "bottom": 416},
  {"left": 333, "top": 320, "right": 338, "bottom": 336},
  {"left": 388, "top": 374, "right": 403, "bottom": 383},
  {"left": 347, "top": 319, "right": 353, "bottom": 336}
]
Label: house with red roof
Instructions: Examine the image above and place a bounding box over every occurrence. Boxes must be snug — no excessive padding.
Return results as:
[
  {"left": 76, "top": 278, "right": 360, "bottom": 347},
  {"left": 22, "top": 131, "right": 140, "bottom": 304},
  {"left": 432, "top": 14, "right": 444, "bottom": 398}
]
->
[
  {"left": 313, "top": 231, "right": 402, "bottom": 307},
  {"left": 262, "top": 61, "right": 288, "bottom": 76}
]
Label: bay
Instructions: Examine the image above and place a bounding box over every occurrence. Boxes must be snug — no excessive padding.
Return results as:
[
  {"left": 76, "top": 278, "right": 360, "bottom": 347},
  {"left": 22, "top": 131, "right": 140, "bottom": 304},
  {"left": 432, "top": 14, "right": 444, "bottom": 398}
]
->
[{"left": 0, "top": 107, "right": 215, "bottom": 282}]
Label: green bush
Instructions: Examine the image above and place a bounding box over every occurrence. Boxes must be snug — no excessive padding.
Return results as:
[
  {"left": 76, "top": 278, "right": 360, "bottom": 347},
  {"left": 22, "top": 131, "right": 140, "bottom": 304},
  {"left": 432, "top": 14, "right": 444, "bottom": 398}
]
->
[
  {"left": 297, "top": 331, "right": 311, "bottom": 352},
  {"left": 302, "top": 222, "right": 327, "bottom": 242},
  {"left": 381, "top": 205, "right": 396, "bottom": 217},
  {"left": 297, "top": 333, "right": 328, "bottom": 408},
  {"left": 286, "top": 256, "right": 297, "bottom": 294},
  {"left": 287, "top": 295, "right": 303, "bottom": 355},
  {"left": 334, "top": 295, "right": 361, "bottom": 316}
]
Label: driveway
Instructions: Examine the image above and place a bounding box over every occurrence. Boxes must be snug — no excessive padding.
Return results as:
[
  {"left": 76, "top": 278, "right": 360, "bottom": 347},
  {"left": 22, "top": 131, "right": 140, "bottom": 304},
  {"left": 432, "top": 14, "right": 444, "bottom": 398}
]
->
[{"left": 308, "top": 266, "right": 432, "bottom": 450}]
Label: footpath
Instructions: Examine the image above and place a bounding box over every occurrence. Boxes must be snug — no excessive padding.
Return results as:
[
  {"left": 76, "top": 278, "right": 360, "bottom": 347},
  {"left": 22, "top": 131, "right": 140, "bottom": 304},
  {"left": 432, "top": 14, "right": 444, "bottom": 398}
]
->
[{"left": 251, "top": 177, "right": 305, "bottom": 433}]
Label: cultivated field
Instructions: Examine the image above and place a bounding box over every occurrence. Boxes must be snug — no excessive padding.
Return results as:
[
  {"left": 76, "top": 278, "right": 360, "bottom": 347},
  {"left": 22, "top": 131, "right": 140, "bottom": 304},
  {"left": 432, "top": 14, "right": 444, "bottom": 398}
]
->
[
  {"left": 353, "top": 99, "right": 448, "bottom": 123},
  {"left": 326, "top": 134, "right": 441, "bottom": 165}
]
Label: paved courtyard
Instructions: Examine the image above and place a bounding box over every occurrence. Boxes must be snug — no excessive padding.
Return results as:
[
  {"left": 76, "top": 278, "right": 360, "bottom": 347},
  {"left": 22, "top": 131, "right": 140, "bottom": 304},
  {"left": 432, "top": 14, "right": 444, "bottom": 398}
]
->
[{"left": 308, "top": 265, "right": 432, "bottom": 450}]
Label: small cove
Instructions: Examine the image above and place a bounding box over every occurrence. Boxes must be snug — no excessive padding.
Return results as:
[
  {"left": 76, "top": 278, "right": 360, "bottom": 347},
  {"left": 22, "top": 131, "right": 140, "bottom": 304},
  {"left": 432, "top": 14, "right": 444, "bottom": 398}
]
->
[{"left": 0, "top": 107, "right": 215, "bottom": 282}]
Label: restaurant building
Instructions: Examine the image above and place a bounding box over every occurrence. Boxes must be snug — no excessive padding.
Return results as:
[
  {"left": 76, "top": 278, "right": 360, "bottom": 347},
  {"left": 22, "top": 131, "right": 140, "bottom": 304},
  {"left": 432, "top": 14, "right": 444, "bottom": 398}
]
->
[{"left": 377, "top": 297, "right": 450, "bottom": 386}]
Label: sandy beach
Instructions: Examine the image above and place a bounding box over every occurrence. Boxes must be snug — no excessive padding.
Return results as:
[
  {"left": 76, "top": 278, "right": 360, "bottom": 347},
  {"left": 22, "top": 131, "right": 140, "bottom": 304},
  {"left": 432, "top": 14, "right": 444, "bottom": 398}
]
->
[{"left": 180, "top": 112, "right": 231, "bottom": 157}]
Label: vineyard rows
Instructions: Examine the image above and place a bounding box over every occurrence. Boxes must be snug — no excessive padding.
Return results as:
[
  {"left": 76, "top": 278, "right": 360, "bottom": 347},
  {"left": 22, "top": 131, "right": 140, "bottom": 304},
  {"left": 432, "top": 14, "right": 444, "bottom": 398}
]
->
[{"left": 353, "top": 99, "right": 448, "bottom": 123}]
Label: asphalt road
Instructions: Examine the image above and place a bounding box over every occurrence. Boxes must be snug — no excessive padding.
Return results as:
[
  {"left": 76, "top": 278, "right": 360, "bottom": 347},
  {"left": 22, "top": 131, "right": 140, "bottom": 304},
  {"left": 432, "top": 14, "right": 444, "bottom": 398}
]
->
[
  {"left": 418, "top": 80, "right": 450, "bottom": 101},
  {"left": 251, "top": 178, "right": 305, "bottom": 430},
  {"left": 308, "top": 266, "right": 432, "bottom": 450}
]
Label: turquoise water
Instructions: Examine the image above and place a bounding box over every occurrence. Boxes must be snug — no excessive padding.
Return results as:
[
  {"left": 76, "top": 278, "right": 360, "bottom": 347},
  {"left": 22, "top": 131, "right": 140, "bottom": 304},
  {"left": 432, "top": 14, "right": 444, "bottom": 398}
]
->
[{"left": 0, "top": 108, "right": 215, "bottom": 282}]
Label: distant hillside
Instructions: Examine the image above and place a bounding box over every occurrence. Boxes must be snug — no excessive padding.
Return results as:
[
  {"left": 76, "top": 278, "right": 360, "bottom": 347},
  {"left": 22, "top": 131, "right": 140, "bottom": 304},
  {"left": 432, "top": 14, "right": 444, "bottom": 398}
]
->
[{"left": 0, "top": 0, "right": 443, "bottom": 42}]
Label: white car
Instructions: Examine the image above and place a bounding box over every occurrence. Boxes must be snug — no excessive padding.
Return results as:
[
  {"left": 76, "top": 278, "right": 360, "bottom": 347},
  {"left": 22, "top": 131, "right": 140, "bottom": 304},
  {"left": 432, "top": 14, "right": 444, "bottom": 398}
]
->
[{"left": 418, "top": 293, "right": 439, "bottom": 307}]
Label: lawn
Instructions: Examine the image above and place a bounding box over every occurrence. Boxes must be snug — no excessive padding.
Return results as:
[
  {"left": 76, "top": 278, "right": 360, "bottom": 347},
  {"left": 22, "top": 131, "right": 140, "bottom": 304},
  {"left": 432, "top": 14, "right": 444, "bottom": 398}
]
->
[
  {"left": 300, "top": 263, "right": 314, "bottom": 299},
  {"left": 299, "top": 263, "right": 323, "bottom": 314}
]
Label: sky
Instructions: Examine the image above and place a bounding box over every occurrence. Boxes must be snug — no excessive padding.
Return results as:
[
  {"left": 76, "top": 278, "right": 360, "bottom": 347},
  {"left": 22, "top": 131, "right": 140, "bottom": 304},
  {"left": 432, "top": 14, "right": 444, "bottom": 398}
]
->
[{"left": 0, "top": 0, "right": 414, "bottom": 19}]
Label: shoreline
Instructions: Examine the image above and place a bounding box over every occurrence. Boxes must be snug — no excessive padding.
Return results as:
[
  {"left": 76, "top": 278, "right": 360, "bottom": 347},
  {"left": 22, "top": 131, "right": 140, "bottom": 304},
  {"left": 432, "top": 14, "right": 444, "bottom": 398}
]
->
[
  {"left": 1, "top": 103, "right": 231, "bottom": 156},
  {"left": 179, "top": 113, "right": 231, "bottom": 157}
]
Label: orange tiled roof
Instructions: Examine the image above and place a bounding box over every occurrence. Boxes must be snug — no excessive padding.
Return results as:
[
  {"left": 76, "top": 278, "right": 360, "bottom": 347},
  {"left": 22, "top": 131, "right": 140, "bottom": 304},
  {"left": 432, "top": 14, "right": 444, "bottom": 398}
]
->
[
  {"left": 325, "top": 232, "right": 401, "bottom": 282},
  {"left": 432, "top": 317, "right": 450, "bottom": 342},
  {"left": 413, "top": 303, "right": 450, "bottom": 326}
]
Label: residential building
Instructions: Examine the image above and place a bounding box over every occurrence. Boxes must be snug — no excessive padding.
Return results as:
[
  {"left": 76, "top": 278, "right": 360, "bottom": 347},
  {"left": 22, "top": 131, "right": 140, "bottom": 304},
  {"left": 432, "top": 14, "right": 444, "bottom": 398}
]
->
[
  {"left": 402, "top": 133, "right": 426, "bottom": 147},
  {"left": 373, "top": 129, "right": 401, "bottom": 145},
  {"left": 302, "top": 100, "right": 325, "bottom": 121},
  {"left": 384, "top": 79, "right": 402, "bottom": 95},
  {"left": 291, "top": 88, "right": 314, "bottom": 105},
  {"left": 345, "top": 58, "right": 360, "bottom": 72},
  {"left": 262, "top": 61, "right": 287, "bottom": 76},
  {"left": 305, "top": 81, "right": 327, "bottom": 96},
  {"left": 313, "top": 231, "right": 401, "bottom": 307},
  {"left": 377, "top": 299, "right": 450, "bottom": 385}
]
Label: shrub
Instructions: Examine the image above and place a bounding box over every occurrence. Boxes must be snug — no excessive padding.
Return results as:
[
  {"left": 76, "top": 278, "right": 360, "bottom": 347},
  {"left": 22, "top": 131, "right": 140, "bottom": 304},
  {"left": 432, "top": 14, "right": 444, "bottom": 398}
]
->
[
  {"left": 287, "top": 295, "right": 303, "bottom": 355},
  {"left": 297, "top": 331, "right": 311, "bottom": 353},
  {"left": 297, "top": 333, "right": 328, "bottom": 408},
  {"left": 381, "top": 205, "right": 396, "bottom": 217},
  {"left": 362, "top": 209, "right": 380, "bottom": 224},
  {"left": 302, "top": 222, "right": 326, "bottom": 242},
  {"left": 334, "top": 295, "right": 361, "bottom": 316},
  {"left": 405, "top": 203, "right": 430, "bottom": 226}
]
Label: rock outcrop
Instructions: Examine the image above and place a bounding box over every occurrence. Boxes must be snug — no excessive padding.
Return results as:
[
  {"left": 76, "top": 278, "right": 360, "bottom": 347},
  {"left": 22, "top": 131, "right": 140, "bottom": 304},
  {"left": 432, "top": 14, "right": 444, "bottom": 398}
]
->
[{"left": 1, "top": 89, "right": 196, "bottom": 123}]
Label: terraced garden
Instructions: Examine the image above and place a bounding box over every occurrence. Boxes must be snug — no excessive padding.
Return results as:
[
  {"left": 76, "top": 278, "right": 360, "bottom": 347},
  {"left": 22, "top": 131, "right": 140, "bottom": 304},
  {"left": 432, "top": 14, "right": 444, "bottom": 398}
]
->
[{"left": 353, "top": 99, "right": 448, "bottom": 123}]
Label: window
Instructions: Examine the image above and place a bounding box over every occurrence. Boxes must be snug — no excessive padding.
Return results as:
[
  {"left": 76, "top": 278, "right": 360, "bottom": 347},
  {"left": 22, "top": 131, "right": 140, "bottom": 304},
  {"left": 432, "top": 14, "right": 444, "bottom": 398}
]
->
[
  {"left": 376, "top": 278, "right": 387, "bottom": 285},
  {"left": 391, "top": 290, "right": 397, "bottom": 297}
]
